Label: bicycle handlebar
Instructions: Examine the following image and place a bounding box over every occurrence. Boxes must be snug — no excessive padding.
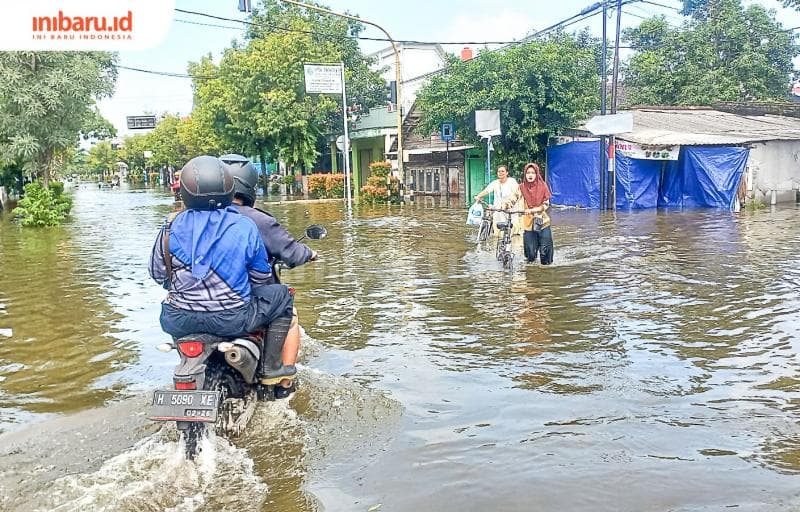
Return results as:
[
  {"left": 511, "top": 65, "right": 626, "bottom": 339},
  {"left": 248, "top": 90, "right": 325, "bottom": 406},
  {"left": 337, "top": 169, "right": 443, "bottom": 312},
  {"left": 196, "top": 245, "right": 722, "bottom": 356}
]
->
[{"left": 484, "top": 207, "right": 527, "bottom": 215}]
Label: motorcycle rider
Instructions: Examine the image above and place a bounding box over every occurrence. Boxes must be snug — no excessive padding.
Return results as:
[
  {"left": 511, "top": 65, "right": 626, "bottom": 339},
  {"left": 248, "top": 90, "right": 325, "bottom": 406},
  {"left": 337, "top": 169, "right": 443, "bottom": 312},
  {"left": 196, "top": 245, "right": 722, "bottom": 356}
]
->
[
  {"left": 148, "top": 155, "right": 297, "bottom": 384},
  {"left": 220, "top": 154, "right": 316, "bottom": 399}
]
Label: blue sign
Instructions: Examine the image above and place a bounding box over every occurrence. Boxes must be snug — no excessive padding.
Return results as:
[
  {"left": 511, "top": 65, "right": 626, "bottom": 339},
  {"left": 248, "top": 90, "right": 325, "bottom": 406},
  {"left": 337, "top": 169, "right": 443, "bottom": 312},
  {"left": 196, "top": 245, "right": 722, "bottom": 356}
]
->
[{"left": 440, "top": 122, "right": 455, "bottom": 142}]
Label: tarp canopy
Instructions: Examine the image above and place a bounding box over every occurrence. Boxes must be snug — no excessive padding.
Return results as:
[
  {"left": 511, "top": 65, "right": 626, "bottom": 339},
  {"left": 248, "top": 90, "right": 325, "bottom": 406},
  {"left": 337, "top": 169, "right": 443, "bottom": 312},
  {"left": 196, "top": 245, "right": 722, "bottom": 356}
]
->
[
  {"left": 658, "top": 146, "right": 748, "bottom": 209},
  {"left": 547, "top": 141, "right": 748, "bottom": 210},
  {"left": 548, "top": 141, "right": 600, "bottom": 208}
]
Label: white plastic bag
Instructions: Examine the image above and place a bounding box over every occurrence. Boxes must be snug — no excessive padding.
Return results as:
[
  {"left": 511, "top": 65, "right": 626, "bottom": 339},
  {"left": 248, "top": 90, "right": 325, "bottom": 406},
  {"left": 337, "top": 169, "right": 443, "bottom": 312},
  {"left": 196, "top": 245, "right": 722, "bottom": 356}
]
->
[{"left": 466, "top": 202, "right": 483, "bottom": 226}]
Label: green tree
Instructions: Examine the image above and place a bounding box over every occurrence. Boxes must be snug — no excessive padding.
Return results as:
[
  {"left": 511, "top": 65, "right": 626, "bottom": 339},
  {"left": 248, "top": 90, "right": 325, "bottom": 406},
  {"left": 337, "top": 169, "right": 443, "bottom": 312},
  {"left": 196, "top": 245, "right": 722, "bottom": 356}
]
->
[
  {"left": 176, "top": 114, "right": 224, "bottom": 157},
  {"left": 0, "top": 52, "right": 117, "bottom": 186},
  {"left": 86, "top": 140, "right": 117, "bottom": 175},
  {"left": 118, "top": 133, "right": 149, "bottom": 172},
  {"left": 415, "top": 34, "right": 600, "bottom": 173},
  {"left": 189, "top": 0, "right": 385, "bottom": 171},
  {"left": 624, "top": 0, "right": 798, "bottom": 105},
  {"left": 147, "top": 114, "right": 188, "bottom": 169}
]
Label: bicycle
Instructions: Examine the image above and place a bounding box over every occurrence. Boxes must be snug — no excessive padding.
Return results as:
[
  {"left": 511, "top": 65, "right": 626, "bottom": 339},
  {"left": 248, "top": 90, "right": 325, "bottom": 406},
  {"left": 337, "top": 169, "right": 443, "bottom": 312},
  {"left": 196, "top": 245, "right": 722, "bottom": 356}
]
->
[
  {"left": 475, "top": 203, "right": 494, "bottom": 243},
  {"left": 484, "top": 207, "right": 525, "bottom": 269}
]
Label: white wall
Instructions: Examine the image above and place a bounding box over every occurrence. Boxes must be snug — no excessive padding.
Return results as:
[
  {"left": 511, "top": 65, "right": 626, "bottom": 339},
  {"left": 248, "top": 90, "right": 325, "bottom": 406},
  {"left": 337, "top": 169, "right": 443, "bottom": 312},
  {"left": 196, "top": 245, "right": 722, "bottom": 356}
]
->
[
  {"left": 374, "top": 45, "right": 445, "bottom": 83},
  {"left": 746, "top": 140, "right": 800, "bottom": 204}
]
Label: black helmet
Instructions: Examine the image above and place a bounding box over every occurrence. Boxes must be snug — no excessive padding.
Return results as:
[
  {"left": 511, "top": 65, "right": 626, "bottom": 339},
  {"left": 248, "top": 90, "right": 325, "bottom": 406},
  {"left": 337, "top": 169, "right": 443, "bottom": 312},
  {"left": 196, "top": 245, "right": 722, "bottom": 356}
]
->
[
  {"left": 220, "top": 153, "right": 258, "bottom": 207},
  {"left": 179, "top": 156, "right": 235, "bottom": 210}
]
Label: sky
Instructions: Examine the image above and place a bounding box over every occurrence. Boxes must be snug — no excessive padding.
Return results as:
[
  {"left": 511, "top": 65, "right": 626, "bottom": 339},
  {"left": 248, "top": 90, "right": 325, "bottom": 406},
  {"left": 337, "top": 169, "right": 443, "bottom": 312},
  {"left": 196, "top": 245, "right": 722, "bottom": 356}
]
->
[{"left": 98, "top": 0, "right": 800, "bottom": 139}]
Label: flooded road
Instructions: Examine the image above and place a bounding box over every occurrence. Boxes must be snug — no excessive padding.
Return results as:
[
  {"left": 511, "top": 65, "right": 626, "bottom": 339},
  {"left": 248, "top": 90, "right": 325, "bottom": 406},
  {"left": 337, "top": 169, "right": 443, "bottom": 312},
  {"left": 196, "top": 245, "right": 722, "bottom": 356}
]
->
[{"left": 1, "top": 183, "right": 798, "bottom": 511}]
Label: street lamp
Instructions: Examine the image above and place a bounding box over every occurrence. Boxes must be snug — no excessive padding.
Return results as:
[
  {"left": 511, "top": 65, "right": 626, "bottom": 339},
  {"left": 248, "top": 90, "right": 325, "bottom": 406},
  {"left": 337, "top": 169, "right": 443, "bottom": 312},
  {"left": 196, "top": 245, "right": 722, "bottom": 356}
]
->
[{"left": 278, "top": 0, "right": 404, "bottom": 188}]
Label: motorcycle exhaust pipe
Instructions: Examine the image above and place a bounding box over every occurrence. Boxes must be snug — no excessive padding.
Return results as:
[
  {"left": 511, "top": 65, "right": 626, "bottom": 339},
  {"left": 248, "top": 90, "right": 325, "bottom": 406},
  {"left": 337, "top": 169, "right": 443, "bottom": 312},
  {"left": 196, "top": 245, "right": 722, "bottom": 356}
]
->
[{"left": 219, "top": 340, "right": 259, "bottom": 384}]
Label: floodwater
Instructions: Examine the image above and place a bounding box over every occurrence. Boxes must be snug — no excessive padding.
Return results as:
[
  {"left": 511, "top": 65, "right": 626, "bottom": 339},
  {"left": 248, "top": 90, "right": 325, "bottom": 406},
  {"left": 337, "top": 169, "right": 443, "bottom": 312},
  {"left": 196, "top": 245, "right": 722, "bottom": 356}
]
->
[{"left": 0, "top": 183, "right": 798, "bottom": 511}]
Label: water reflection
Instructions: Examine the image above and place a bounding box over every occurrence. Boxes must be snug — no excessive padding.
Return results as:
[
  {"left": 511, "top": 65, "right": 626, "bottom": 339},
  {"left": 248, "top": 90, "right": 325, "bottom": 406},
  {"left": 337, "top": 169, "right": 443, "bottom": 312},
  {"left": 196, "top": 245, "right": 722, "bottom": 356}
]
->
[{"left": 0, "top": 216, "right": 131, "bottom": 424}]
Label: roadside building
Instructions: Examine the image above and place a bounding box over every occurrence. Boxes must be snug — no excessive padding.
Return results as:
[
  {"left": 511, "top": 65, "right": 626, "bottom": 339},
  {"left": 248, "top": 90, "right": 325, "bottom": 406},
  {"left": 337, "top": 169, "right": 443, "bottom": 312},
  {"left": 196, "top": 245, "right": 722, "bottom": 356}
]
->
[{"left": 548, "top": 105, "right": 800, "bottom": 209}]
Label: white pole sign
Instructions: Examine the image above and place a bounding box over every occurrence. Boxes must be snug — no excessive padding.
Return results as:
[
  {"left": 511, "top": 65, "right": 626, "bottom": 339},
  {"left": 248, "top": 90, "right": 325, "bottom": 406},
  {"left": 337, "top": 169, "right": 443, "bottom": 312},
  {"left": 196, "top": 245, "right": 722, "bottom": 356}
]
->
[{"left": 304, "top": 64, "right": 343, "bottom": 94}]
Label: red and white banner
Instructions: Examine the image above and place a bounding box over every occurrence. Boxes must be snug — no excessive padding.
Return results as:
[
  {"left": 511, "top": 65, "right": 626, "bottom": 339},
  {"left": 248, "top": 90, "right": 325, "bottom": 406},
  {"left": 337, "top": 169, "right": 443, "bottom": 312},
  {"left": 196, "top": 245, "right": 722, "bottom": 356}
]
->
[{"left": 0, "top": 0, "right": 174, "bottom": 50}]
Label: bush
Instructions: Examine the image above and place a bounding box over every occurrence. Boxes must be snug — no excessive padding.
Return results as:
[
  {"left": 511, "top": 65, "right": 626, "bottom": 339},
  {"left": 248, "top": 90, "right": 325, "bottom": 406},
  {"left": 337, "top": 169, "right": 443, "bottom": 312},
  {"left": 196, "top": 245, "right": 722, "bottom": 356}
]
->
[
  {"left": 308, "top": 173, "right": 327, "bottom": 198},
  {"left": 307, "top": 173, "right": 346, "bottom": 198},
  {"left": 360, "top": 161, "right": 398, "bottom": 203},
  {"left": 326, "top": 173, "right": 345, "bottom": 198},
  {"left": 13, "top": 181, "right": 73, "bottom": 227},
  {"left": 270, "top": 183, "right": 280, "bottom": 194},
  {"left": 127, "top": 170, "right": 144, "bottom": 183},
  {"left": 369, "top": 160, "right": 391, "bottom": 178}
]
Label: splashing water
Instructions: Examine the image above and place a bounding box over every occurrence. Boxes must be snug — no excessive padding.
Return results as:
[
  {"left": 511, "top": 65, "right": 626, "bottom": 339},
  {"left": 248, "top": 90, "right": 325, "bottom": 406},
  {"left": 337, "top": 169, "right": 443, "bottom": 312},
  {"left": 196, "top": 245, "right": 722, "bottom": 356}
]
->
[{"left": 39, "top": 430, "right": 267, "bottom": 512}]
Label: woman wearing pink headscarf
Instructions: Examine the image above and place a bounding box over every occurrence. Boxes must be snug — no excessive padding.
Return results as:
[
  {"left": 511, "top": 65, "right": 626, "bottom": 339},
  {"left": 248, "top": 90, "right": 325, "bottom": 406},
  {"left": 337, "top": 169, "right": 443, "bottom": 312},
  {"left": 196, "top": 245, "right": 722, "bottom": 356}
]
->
[{"left": 501, "top": 162, "right": 553, "bottom": 265}]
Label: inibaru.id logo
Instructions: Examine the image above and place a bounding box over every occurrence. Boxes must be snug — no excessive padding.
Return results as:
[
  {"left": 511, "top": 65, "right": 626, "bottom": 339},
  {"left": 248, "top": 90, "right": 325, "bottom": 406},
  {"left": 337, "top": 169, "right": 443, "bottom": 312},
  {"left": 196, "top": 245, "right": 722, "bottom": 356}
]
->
[{"left": 32, "top": 11, "right": 133, "bottom": 40}]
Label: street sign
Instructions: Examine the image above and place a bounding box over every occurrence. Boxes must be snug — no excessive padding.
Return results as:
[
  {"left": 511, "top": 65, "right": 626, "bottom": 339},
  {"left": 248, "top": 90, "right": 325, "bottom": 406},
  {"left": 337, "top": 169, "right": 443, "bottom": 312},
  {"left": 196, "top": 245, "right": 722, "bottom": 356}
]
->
[
  {"left": 304, "top": 64, "right": 342, "bottom": 94},
  {"left": 127, "top": 115, "right": 156, "bottom": 130},
  {"left": 440, "top": 122, "right": 455, "bottom": 142},
  {"left": 335, "top": 135, "right": 350, "bottom": 152},
  {"left": 585, "top": 112, "right": 633, "bottom": 135},
  {"left": 475, "top": 110, "right": 501, "bottom": 137}
]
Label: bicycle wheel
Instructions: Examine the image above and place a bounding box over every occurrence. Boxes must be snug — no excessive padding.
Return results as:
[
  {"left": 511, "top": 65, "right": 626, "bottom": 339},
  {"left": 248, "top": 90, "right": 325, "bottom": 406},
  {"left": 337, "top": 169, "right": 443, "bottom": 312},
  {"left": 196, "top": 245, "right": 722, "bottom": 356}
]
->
[
  {"left": 495, "top": 237, "right": 504, "bottom": 260},
  {"left": 502, "top": 251, "right": 514, "bottom": 269},
  {"left": 477, "top": 219, "right": 491, "bottom": 242}
]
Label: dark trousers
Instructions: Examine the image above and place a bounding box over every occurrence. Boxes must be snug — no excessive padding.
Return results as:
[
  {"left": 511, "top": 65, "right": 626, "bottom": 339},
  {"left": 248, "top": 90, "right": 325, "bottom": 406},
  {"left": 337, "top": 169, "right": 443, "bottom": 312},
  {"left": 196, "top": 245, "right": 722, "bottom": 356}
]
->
[
  {"left": 523, "top": 227, "right": 553, "bottom": 265},
  {"left": 160, "top": 284, "right": 293, "bottom": 339}
]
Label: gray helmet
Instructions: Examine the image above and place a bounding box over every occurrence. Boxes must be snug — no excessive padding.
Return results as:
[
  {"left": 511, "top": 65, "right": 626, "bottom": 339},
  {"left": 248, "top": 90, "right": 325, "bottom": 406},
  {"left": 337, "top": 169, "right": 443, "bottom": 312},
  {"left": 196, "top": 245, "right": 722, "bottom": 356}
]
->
[
  {"left": 179, "top": 156, "right": 235, "bottom": 210},
  {"left": 220, "top": 153, "right": 258, "bottom": 207}
]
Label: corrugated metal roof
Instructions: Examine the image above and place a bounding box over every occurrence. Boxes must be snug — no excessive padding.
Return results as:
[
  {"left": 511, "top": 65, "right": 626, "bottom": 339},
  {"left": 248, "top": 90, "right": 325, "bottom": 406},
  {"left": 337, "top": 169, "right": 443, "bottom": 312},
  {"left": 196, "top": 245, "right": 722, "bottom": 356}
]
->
[{"left": 586, "top": 108, "right": 800, "bottom": 146}]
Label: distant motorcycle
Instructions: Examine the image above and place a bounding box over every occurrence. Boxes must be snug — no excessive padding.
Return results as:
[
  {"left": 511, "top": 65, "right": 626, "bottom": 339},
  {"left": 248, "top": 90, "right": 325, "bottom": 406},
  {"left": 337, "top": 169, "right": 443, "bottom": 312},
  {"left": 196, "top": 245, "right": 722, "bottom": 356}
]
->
[{"left": 149, "top": 224, "right": 327, "bottom": 458}]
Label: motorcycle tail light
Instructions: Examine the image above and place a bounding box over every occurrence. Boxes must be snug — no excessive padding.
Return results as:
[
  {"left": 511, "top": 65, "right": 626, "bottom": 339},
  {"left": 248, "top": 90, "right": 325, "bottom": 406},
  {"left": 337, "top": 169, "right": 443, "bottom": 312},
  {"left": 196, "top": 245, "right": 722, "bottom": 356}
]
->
[
  {"left": 175, "top": 381, "right": 197, "bottom": 390},
  {"left": 177, "top": 341, "right": 204, "bottom": 358}
]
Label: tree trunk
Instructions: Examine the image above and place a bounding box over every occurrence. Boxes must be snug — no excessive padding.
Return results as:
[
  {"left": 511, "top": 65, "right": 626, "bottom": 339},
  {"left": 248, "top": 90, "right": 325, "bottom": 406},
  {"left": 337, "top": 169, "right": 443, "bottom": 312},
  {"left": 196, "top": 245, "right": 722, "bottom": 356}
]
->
[{"left": 41, "top": 149, "right": 52, "bottom": 188}]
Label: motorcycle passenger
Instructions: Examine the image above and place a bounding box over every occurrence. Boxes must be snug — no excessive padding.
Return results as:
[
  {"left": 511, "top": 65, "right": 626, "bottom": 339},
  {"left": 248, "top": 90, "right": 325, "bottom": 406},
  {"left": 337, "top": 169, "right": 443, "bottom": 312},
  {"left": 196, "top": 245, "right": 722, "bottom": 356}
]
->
[
  {"left": 148, "top": 155, "right": 297, "bottom": 383},
  {"left": 221, "top": 154, "right": 316, "bottom": 399}
]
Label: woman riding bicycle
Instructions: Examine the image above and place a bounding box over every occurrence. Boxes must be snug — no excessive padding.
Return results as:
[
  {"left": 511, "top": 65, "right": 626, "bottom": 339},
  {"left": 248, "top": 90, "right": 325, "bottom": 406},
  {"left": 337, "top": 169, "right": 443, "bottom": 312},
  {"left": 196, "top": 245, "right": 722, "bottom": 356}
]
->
[
  {"left": 501, "top": 162, "right": 554, "bottom": 265},
  {"left": 473, "top": 165, "right": 521, "bottom": 235}
]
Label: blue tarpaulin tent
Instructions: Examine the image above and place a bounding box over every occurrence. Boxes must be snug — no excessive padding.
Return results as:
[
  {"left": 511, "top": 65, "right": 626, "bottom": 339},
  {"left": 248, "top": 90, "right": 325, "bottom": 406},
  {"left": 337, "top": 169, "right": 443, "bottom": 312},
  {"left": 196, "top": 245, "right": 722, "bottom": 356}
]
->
[
  {"left": 548, "top": 141, "right": 748, "bottom": 210},
  {"left": 547, "top": 141, "right": 600, "bottom": 208}
]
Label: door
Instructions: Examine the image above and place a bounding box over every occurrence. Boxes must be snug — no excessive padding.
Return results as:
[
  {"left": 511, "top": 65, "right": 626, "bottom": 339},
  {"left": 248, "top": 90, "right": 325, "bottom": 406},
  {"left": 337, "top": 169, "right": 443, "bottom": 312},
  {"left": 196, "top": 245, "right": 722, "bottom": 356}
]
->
[{"left": 359, "top": 149, "right": 371, "bottom": 186}]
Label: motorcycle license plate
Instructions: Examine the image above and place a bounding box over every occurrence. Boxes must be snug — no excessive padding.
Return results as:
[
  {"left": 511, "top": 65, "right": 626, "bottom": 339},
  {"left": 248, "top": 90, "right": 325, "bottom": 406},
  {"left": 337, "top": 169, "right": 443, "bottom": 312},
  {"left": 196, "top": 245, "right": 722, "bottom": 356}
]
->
[{"left": 149, "top": 390, "right": 220, "bottom": 423}]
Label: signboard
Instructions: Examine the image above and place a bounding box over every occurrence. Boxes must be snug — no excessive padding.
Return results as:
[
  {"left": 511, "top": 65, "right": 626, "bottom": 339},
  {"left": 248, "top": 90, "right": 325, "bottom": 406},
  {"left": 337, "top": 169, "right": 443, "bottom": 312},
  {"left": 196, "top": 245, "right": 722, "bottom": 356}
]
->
[
  {"left": 304, "top": 64, "right": 342, "bottom": 94},
  {"left": 127, "top": 115, "right": 157, "bottom": 130},
  {"left": 440, "top": 122, "right": 455, "bottom": 142},
  {"left": 335, "top": 135, "right": 350, "bottom": 152},
  {"left": 585, "top": 112, "right": 633, "bottom": 135},
  {"left": 475, "top": 110, "right": 501, "bottom": 137},
  {"left": 615, "top": 141, "right": 679, "bottom": 160},
  {"left": 143, "top": 150, "right": 153, "bottom": 158}
]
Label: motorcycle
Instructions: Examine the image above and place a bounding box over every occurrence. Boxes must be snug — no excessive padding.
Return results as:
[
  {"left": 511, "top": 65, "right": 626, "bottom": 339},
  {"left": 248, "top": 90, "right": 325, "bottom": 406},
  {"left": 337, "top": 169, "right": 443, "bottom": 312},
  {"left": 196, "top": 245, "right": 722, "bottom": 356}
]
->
[{"left": 149, "top": 224, "right": 327, "bottom": 458}]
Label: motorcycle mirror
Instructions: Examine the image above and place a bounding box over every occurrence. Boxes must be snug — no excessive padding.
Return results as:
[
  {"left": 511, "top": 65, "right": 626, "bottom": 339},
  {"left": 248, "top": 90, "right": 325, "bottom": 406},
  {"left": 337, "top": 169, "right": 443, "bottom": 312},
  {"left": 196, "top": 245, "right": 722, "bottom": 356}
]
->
[{"left": 305, "top": 224, "right": 327, "bottom": 240}]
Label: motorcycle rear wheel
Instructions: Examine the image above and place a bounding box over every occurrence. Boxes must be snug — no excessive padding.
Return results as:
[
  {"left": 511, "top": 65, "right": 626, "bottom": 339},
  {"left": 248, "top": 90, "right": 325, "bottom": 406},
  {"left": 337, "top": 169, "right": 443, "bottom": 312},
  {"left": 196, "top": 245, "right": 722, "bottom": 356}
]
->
[{"left": 183, "top": 365, "right": 243, "bottom": 459}]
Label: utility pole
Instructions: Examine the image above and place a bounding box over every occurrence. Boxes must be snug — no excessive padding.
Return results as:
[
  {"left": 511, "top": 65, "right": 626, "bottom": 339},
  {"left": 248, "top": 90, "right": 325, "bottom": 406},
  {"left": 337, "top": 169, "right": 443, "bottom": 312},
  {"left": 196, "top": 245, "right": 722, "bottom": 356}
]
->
[
  {"left": 609, "top": 0, "right": 623, "bottom": 211},
  {"left": 600, "top": 0, "right": 608, "bottom": 211}
]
